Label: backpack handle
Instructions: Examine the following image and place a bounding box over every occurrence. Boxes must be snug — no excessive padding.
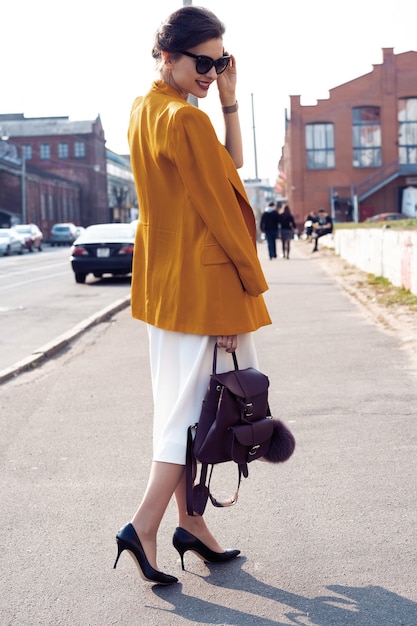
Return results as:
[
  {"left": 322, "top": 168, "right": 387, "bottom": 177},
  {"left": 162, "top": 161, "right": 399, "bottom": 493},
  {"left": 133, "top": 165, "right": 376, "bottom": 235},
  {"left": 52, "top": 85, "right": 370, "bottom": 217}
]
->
[{"left": 212, "top": 343, "right": 239, "bottom": 374}]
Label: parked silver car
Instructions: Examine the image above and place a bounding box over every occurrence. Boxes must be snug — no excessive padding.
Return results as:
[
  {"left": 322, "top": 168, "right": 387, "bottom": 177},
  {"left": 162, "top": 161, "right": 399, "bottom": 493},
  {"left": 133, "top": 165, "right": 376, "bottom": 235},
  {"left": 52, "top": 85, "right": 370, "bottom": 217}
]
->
[{"left": 49, "top": 223, "right": 79, "bottom": 246}]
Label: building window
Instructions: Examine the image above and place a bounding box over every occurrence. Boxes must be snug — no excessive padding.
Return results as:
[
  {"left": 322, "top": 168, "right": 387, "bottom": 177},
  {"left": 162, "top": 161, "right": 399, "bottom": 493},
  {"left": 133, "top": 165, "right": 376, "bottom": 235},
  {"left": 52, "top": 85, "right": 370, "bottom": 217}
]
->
[
  {"left": 306, "top": 123, "right": 335, "bottom": 169},
  {"left": 398, "top": 98, "right": 417, "bottom": 165},
  {"left": 63, "top": 195, "right": 68, "bottom": 221},
  {"left": 352, "top": 107, "right": 381, "bottom": 167},
  {"left": 22, "top": 145, "right": 32, "bottom": 160},
  {"left": 58, "top": 142, "right": 69, "bottom": 158},
  {"left": 48, "top": 194, "right": 54, "bottom": 221},
  {"left": 40, "top": 192, "right": 46, "bottom": 220},
  {"left": 40, "top": 143, "right": 51, "bottom": 160},
  {"left": 74, "top": 141, "right": 86, "bottom": 158},
  {"left": 41, "top": 191, "right": 48, "bottom": 220}
]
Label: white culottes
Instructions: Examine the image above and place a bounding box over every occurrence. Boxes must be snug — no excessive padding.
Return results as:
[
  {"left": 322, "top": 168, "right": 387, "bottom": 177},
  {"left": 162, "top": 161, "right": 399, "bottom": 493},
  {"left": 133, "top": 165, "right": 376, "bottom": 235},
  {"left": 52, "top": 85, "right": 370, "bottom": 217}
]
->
[{"left": 147, "top": 326, "right": 259, "bottom": 465}]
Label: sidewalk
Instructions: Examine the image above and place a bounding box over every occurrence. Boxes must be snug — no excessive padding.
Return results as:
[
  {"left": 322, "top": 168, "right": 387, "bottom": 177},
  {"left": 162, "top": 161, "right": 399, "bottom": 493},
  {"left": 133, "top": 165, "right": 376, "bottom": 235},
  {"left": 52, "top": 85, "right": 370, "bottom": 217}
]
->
[{"left": 1, "top": 240, "right": 416, "bottom": 625}]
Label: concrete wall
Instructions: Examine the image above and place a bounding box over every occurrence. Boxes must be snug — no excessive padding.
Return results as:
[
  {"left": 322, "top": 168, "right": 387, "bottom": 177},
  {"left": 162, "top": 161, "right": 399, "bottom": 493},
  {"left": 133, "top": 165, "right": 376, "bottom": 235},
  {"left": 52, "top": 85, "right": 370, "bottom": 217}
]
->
[{"left": 329, "top": 228, "right": 417, "bottom": 295}]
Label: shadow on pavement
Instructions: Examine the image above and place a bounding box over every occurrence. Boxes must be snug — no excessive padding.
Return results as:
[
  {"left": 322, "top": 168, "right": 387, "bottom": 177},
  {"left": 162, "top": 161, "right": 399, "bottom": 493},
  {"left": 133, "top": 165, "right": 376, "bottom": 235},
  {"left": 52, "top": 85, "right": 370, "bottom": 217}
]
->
[{"left": 151, "top": 559, "right": 416, "bottom": 625}]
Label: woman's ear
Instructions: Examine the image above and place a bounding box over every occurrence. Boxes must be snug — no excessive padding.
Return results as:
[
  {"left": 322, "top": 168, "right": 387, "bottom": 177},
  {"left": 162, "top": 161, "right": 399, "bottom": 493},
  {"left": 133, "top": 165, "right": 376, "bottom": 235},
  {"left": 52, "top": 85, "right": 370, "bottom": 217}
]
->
[{"left": 162, "top": 50, "right": 174, "bottom": 70}]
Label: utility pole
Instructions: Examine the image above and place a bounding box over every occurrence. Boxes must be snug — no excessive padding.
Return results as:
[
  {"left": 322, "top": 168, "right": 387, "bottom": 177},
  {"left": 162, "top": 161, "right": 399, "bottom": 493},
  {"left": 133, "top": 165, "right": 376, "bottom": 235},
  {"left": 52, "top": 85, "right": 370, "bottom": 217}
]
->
[
  {"left": 21, "top": 148, "right": 27, "bottom": 223},
  {"left": 251, "top": 93, "right": 259, "bottom": 180}
]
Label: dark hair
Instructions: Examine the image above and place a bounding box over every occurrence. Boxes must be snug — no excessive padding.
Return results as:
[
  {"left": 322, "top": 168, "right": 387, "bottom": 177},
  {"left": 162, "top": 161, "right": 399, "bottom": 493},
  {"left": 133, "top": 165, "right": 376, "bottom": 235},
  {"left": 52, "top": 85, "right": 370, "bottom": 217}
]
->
[{"left": 152, "top": 6, "right": 226, "bottom": 61}]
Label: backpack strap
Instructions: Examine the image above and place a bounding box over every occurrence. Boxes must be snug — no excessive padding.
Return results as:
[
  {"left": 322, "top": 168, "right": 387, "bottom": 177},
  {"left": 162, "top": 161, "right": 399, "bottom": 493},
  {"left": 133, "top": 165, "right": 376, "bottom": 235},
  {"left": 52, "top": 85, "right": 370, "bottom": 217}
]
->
[
  {"left": 207, "top": 463, "right": 241, "bottom": 508},
  {"left": 185, "top": 346, "right": 245, "bottom": 516},
  {"left": 186, "top": 426, "right": 242, "bottom": 516},
  {"left": 186, "top": 424, "right": 200, "bottom": 516}
]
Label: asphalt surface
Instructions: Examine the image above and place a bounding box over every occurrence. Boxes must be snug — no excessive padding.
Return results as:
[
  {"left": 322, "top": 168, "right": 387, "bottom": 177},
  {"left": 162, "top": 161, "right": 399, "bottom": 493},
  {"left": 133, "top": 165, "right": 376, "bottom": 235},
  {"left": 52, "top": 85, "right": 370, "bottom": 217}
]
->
[
  {"left": 0, "top": 294, "right": 131, "bottom": 384},
  {"left": 1, "top": 241, "right": 416, "bottom": 626}
]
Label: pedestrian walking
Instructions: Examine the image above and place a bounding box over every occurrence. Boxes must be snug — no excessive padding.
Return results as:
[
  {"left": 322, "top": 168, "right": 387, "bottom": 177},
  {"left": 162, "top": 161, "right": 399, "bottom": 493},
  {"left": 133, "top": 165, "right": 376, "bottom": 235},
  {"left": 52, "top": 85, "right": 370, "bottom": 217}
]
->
[
  {"left": 260, "top": 201, "right": 279, "bottom": 259},
  {"left": 113, "top": 5, "right": 271, "bottom": 586},
  {"left": 278, "top": 205, "right": 297, "bottom": 259}
]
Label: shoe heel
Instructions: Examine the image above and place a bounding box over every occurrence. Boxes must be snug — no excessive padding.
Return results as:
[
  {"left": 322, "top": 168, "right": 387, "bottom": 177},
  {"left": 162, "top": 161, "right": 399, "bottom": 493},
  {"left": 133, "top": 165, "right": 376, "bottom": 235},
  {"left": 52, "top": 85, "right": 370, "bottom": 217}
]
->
[
  {"left": 172, "top": 527, "right": 240, "bottom": 569},
  {"left": 114, "top": 524, "right": 178, "bottom": 585},
  {"left": 113, "top": 540, "right": 124, "bottom": 569},
  {"left": 172, "top": 537, "right": 186, "bottom": 570}
]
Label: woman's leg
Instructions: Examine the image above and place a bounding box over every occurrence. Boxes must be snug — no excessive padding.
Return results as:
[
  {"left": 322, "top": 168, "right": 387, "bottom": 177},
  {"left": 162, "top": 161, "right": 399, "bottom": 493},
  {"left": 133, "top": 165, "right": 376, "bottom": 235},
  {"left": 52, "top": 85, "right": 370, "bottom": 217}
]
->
[
  {"left": 131, "top": 330, "right": 257, "bottom": 569},
  {"left": 174, "top": 471, "right": 224, "bottom": 553},
  {"left": 130, "top": 461, "right": 225, "bottom": 570},
  {"left": 266, "top": 232, "right": 275, "bottom": 259},
  {"left": 130, "top": 461, "right": 185, "bottom": 569},
  {"left": 271, "top": 231, "right": 277, "bottom": 258},
  {"left": 285, "top": 239, "right": 291, "bottom": 258}
]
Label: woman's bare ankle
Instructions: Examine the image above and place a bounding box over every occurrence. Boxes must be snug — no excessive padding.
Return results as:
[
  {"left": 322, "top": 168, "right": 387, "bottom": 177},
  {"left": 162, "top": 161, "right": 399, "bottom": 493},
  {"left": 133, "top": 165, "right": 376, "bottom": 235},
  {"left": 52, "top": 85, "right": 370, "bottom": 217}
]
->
[{"left": 178, "top": 517, "right": 223, "bottom": 552}]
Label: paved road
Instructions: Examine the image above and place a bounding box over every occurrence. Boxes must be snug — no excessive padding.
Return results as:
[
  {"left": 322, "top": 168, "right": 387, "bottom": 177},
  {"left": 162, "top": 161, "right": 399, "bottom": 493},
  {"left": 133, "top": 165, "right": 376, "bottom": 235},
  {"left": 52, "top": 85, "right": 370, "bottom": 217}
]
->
[
  {"left": 1, "top": 241, "right": 416, "bottom": 625},
  {"left": 0, "top": 246, "right": 131, "bottom": 378}
]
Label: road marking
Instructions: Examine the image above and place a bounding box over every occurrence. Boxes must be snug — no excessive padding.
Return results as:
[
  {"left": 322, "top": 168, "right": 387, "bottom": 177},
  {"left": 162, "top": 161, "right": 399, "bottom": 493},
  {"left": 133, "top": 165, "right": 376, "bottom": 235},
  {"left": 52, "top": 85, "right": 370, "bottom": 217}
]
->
[
  {"left": 0, "top": 261, "right": 68, "bottom": 278},
  {"left": 0, "top": 270, "right": 70, "bottom": 292},
  {"left": 0, "top": 305, "right": 25, "bottom": 312}
]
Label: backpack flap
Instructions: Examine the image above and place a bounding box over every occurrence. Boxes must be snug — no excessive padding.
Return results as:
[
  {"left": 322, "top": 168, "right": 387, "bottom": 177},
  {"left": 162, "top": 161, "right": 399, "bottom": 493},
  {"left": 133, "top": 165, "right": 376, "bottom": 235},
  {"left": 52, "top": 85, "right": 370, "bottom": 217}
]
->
[
  {"left": 214, "top": 367, "right": 270, "bottom": 424},
  {"left": 214, "top": 367, "right": 269, "bottom": 400},
  {"left": 230, "top": 418, "right": 274, "bottom": 466}
]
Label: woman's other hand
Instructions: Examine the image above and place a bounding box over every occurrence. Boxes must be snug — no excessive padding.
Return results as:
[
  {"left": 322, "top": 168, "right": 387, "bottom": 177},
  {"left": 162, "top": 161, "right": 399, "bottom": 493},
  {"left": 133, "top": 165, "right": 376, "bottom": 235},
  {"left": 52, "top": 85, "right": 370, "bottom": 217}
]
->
[
  {"left": 217, "top": 53, "right": 242, "bottom": 168},
  {"left": 217, "top": 52, "right": 237, "bottom": 103}
]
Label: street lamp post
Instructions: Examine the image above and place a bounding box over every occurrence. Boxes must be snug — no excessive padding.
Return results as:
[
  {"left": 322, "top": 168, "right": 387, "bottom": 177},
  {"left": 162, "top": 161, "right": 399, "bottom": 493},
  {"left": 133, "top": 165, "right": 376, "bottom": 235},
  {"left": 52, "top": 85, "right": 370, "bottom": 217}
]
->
[
  {"left": 251, "top": 93, "right": 259, "bottom": 181},
  {"left": 20, "top": 147, "right": 27, "bottom": 223}
]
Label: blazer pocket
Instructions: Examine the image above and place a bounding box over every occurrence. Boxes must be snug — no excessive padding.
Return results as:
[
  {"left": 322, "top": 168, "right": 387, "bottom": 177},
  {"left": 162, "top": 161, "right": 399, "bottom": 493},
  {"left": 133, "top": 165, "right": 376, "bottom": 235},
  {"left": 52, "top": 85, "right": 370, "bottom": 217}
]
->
[{"left": 201, "top": 244, "right": 231, "bottom": 265}]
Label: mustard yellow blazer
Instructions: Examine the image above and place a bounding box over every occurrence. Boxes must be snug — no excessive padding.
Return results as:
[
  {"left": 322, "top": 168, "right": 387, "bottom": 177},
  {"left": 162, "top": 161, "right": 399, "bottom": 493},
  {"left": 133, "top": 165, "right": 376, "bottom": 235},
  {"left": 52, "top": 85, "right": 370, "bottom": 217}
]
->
[{"left": 128, "top": 80, "right": 271, "bottom": 335}]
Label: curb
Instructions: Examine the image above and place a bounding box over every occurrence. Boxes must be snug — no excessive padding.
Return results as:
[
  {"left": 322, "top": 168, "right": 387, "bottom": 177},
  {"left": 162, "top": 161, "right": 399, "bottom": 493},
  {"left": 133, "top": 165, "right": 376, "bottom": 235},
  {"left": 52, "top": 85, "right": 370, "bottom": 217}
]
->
[{"left": 0, "top": 295, "right": 131, "bottom": 385}]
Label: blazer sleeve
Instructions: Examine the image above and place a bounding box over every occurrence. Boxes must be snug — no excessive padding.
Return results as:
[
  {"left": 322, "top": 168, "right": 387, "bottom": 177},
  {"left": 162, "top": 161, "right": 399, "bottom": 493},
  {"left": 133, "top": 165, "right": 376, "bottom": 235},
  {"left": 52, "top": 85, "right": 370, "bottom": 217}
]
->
[{"left": 170, "top": 107, "right": 268, "bottom": 296}]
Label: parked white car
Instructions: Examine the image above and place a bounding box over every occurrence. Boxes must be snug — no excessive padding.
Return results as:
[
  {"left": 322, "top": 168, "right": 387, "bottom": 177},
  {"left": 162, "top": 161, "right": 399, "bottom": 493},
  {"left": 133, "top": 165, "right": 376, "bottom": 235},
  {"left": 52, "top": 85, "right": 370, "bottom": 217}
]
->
[
  {"left": 11, "top": 224, "right": 43, "bottom": 252},
  {"left": 0, "top": 228, "right": 24, "bottom": 256}
]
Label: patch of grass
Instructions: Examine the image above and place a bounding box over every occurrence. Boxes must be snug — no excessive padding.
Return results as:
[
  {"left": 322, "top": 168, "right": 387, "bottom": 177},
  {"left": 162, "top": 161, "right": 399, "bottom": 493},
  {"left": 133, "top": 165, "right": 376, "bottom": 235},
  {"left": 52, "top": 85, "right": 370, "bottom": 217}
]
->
[
  {"left": 364, "top": 274, "right": 417, "bottom": 310},
  {"left": 335, "top": 219, "right": 417, "bottom": 230}
]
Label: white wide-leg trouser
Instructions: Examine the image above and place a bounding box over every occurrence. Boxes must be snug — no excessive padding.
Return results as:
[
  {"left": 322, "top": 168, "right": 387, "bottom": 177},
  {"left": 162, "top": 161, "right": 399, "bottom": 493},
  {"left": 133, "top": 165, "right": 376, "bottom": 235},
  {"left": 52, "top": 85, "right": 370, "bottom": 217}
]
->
[{"left": 147, "top": 326, "right": 258, "bottom": 465}]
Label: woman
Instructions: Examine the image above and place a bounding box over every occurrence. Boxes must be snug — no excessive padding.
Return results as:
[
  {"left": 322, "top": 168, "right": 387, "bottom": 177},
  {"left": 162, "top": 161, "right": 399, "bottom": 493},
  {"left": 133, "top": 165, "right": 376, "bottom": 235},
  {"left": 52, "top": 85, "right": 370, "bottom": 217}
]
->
[
  {"left": 113, "top": 6, "right": 271, "bottom": 585},
  {"left": 278, "top": 205, "right": 297, "bottom": 259}
]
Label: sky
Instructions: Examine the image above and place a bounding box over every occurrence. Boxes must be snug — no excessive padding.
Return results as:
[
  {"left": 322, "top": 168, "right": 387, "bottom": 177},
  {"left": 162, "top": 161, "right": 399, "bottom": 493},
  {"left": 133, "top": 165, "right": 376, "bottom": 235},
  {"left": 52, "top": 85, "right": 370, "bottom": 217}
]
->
[{"left": 2, "top": 0, "right": 417, "bottom": 185}]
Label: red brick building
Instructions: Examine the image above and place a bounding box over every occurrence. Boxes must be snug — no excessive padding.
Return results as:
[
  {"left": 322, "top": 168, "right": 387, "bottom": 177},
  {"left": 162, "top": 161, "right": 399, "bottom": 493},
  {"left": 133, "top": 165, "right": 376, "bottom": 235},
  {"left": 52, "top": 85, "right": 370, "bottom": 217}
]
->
[
  {"left": 280, "top": 48, "right": 417, "bottom": 224},
  {"left": 0, "top": 140, "right": 81, "bottom": 232},
  {"left": 0, "top": 114, "right": 108, "bottom": 232}
]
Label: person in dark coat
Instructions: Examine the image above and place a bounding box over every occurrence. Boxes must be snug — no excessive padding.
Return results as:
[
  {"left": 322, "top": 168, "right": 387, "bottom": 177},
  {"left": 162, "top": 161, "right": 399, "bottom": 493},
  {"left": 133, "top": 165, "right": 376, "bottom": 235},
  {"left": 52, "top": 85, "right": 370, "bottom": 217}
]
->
[
  {"left": 260, "top": 202, "right": 279, "bottom": 259},
  {"left": 304, "top": 211, "right": 316, "bottom": 241},
  {"left": 312, "top": 209, "right": 333, "bottom": 251}
]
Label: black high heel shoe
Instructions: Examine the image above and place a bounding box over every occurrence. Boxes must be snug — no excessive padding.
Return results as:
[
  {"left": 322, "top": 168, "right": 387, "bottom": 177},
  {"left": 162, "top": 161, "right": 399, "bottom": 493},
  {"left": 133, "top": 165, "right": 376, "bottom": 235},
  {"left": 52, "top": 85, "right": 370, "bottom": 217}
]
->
[
  {"left": 114, "top": 523, "right": 178, "bottom": 585},
  {"left": 172, "top": 527, "right": 240, "bottom": 571}
]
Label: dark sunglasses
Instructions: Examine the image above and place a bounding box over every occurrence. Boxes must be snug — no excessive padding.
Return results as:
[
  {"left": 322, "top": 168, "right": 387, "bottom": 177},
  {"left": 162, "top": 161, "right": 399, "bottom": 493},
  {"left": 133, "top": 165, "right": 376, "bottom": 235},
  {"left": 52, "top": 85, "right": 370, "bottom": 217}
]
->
[{"left": 178, "top": 50, "right": 231, "bottom": 75}]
